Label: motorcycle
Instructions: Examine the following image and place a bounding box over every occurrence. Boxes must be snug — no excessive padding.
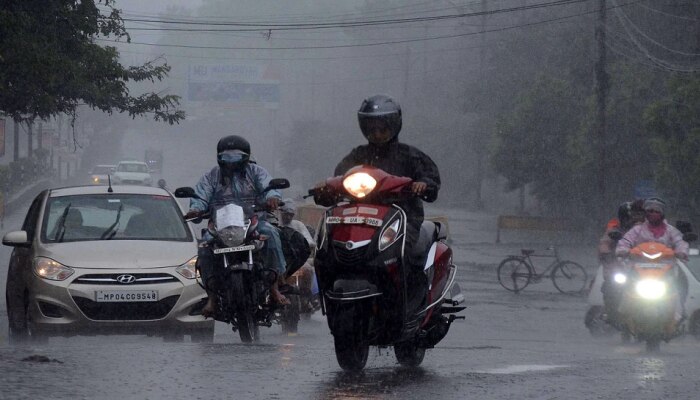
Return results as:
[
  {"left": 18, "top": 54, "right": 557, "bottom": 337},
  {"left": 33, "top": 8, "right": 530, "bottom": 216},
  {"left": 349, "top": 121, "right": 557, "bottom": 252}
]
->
[
  {"left": 174, "top": 179, "right": 302, "bottom": 343},
  {"left": 616, "top": 242, "right": 684, "bottom": 352},
  {"left": 308, "top": 165, "right": 465, "bottom": 370}
]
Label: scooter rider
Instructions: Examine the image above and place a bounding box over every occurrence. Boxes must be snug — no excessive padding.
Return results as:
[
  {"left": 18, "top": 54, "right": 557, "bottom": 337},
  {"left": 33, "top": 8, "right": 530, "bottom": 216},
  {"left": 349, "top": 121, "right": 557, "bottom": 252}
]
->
[
  {"left": 333, "top": 94, "right": 441, "bottom": 313},
  {"left": 598, "top": 200, "right": 644, "bottom": 325},
  {"left": 185, "top": 135, "right": 290, "bottom": 318},
  {"left": 615, "top": 197, "right": 689, "bottom": 321}
]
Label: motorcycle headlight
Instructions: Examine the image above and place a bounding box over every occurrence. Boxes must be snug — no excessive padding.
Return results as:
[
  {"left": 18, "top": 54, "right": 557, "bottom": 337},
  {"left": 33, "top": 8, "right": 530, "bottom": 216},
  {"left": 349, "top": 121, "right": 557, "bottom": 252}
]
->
[
  {"left": 218, "top": 225, "right": 248, "bottom": 247},
  {"left": 343, "top": 172, "right": 377, "bottom": 198},
  {"left": 176, "top": 256, "right": 199, "bottom": 279},
  {"left": 635, "top": 279, "right": 666, "bottom": 300},
  {"left": 614, "top": 273, "right": 627, "bottom": 284},
  {"left": 33, "top": 257, "right": 74, "bottom": 281},
  {"left": 378, "top": 219, "right": 401, "bottom": 251}
]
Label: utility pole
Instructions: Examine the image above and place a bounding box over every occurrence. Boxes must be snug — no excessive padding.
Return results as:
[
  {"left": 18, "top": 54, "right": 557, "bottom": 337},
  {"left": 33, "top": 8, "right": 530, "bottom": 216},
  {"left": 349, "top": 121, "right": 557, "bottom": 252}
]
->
[
  {"left": 13, "top": 119, "right": 19, "bottom": 162},
  {"left": 474, "top": 0, "right": 488, "bottom": 210},
  {"left": 594, "top": 0, "right": 609, "bottom": 213}
]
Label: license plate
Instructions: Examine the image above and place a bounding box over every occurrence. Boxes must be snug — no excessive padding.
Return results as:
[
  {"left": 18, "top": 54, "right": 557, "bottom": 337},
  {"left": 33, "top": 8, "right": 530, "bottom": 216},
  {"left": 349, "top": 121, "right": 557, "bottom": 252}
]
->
[
  {"left": 95, "top": 290, "right": 158, "bottom": 302},
  {"left": 213, "top": 244, "right": 255, "bottom": 254}
]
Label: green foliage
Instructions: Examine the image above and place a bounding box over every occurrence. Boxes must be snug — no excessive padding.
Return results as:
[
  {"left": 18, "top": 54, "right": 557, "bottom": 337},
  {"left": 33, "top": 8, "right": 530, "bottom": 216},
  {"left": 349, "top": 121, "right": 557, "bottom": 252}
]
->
[
  {"left": 644, "top": 76, "right": 700, "bottom": 215},
  {"left": 0, "top": 0, "right": 184, "bottom": 123}
]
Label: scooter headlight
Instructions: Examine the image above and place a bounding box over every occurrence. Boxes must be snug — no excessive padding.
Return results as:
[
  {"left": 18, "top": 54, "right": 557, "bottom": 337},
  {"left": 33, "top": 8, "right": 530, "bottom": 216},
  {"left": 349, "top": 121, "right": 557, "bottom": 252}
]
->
[
  {"left": 635, "top": 279, "right": 666, "bottom": 300},
  {"left": 378, "top": 219, "right": 401, "bottom": 251},
  {"left": 343, "top": 172, "right": 377, "bottom": 198},
  {"left": 613, "top": 273, "right": 627, "bottom": 284},
  {"left": 33, "top": 257, "right": 74, "bottom": 281}
]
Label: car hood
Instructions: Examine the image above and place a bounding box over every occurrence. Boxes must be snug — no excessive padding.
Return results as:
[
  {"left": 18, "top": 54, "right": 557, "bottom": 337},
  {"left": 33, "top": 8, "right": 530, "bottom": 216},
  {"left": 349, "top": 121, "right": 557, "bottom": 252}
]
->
[
  {"left": 39, "top": 240, "right": 196, "bottom": 269},
  {"left": 114, "top": 172, "right": 151, "bottom": 180}
]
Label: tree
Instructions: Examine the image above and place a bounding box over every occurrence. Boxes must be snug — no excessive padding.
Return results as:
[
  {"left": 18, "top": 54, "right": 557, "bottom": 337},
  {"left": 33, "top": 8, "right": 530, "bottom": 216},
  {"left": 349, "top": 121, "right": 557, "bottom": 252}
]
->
[{"left": 0, "top": 0, "right": 184, "bottom": 123}]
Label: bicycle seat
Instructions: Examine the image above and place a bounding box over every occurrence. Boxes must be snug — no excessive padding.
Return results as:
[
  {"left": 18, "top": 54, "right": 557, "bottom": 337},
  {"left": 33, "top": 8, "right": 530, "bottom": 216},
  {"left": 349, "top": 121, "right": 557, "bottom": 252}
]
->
[{"left": 521, "top": 249, "right": 535, "bottom": 256}]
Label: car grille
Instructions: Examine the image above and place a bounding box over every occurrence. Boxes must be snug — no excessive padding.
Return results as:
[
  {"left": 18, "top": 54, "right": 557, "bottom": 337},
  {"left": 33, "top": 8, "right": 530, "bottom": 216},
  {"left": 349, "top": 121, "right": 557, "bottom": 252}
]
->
[
  {"left": 333, "top": 243, "right": 369, "bottom": 266},
  {"left": 73, "top": 295, "right": 180, "bottom": 320},
  {"left": 73, "top": 273, "right": 179, "bottom": 285}
]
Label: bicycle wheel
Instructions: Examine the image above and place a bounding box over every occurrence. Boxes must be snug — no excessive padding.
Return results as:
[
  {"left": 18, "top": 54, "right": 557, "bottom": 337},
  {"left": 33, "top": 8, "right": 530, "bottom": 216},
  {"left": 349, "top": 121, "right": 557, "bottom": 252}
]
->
[
  {"left": 497, "top": 257, "right": 532, "bottom": 292},
  {"left": 551, "top": 261, "right": 588, "bottom": 295}
]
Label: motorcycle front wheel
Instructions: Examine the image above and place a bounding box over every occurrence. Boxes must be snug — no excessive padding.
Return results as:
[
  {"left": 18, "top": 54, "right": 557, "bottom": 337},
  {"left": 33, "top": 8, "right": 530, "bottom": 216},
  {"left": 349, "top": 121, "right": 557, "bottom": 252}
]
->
[
  {"left": 332, "top": 303, "right": 370, "bottom": 371},
  {"left": 228, "top": 273, "right": 260, "bottom": 343}
]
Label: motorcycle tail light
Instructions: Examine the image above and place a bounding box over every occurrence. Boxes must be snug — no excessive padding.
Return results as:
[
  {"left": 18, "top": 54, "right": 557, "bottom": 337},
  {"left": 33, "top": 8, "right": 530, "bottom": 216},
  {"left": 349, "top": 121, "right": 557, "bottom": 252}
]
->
[
  {"left": 379, "top": 219, "right": 401, "bottom": 251},
  {"left": 343, "top": 172, "right": 377, "bottom": 198},
  {"left": 635, "top": 279, "right": 666, "bottom": 300}
]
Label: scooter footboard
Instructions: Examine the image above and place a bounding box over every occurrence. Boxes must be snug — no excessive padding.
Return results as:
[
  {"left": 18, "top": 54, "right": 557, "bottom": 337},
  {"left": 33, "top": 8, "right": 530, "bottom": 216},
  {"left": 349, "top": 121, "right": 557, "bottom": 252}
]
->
[{"left": 325, "top": 279, "right": 382, "bottom": 301}]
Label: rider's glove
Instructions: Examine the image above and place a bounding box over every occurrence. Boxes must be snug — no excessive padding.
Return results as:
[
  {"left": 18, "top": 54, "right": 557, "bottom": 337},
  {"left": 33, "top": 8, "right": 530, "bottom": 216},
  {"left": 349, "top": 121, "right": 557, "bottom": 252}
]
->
[{"left": 184, "top": 210, "right": 202, "bottom": 220}]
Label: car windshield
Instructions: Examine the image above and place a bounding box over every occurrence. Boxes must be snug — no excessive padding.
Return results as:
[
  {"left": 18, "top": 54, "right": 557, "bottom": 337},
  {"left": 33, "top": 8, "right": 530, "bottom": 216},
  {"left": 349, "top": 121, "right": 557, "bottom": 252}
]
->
[
  {"left": 117, "top": 163, "right": 148, "bottom": 173},
  {"left": 41, "top": 194, "right": 192, "bottom": 242},
  {"left": 685, "top": 256, "right": 700, "bottom": 282},
  {"left": 91, "top": 166, "right": 113, "bottom": 174}
]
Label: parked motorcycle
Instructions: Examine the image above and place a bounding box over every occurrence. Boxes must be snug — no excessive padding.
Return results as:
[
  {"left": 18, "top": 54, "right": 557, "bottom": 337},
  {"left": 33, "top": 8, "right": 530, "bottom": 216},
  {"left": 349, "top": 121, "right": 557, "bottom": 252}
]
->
[
  {"left": 174, "top": 179, "right": 301, "bottom": 343},
  {"left": 616, "top": 242, "right": 684, "bottom": 352},
  {"left": 308, "top": 165, "right": 465, "bottom": 370}
]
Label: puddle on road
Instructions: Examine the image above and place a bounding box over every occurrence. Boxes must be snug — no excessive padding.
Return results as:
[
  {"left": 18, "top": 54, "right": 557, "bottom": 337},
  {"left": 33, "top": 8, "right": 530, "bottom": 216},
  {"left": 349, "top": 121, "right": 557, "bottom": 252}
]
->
[{"left": 474, "top": 364, "right": 569, "bottom": 374}]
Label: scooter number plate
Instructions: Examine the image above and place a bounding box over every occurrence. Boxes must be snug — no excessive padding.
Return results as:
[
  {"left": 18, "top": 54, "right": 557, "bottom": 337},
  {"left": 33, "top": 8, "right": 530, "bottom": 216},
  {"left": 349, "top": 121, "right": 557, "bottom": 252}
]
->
[
  {"left": 213, "top": 244, "right": 255, "bottom": 254},
  {"left": 635, "top": 263, "right": 665, "bottom": 269},
  {"left": 326, "top": 216, "right": 382, "bottom": 227}
]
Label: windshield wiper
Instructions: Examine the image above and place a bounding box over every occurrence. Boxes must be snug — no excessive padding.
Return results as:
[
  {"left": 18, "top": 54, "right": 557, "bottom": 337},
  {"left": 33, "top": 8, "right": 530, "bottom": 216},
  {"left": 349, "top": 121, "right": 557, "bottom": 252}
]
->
[
  {"left": 100, "top": 204, "right": 124, "bottom": 240},
  {"left": 54, "top": 204, "right": 72, "bottom": 242}
]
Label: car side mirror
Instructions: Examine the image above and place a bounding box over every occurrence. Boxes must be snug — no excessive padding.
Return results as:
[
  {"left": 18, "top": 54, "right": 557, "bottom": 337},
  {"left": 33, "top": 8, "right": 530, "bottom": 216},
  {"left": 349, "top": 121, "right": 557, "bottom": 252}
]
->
[
  {"left": 264, "top": 178, "right": 290, "bottom": 193},
  {"left": 2, "top": 231, "right": 30, "bottom": 247},
  {"left": 608, "top": 230, "right": 623, "bottom": 241}
]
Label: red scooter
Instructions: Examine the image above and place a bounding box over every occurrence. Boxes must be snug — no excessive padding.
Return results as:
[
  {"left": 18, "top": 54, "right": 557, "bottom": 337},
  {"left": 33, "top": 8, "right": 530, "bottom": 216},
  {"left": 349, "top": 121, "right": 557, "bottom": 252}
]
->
[{"left": 309, "top": 165, "right": 465, "bottom": 370}]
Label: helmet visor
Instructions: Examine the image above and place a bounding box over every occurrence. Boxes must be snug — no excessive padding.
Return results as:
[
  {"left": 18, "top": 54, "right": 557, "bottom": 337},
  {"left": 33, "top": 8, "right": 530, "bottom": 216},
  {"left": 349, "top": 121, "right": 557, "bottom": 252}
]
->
[{"left": 359, "top": 116, "right": 394, "bottom": 144}]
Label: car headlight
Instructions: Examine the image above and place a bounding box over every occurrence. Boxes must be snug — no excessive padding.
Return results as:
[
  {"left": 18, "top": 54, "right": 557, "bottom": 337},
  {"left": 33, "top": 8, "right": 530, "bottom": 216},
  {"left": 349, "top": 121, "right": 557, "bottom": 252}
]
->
[
  {"left": 613, "top": 273, "right": 627, "bottom": 284},
  {"left": 33, "top": 257, "right": 74, "bottom": 281},
  {"left": 92, "top": 176, "right": 100, "bottom": 183},
  {"left": 378, "top": 219, "right": 401, "bottom": 251},
  {"left": 635, "top": 279, "right": 666, "bottom": 300},
  {"left": 343, "top": 172, "right": 377, "bottom": 198},
  {"left": 176, "top": 256, "right": 199, "bottom": 279}
]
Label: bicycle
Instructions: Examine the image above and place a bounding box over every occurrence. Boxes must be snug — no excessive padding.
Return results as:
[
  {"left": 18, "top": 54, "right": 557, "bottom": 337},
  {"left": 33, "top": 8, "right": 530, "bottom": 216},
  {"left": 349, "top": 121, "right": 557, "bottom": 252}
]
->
[{"left": 497, "top": 246, "right": 588, "bottom": 295}]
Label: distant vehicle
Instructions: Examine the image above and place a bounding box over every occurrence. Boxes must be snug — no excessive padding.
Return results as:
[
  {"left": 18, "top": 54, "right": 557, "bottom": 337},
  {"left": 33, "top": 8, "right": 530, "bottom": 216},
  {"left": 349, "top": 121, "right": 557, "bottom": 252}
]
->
[
  {"left": 145, "top": 149, "right": 163, "bottom": 173},
  {"left": 112, "top": 161, "right": 153, "bottom": 186},
  {"left": 2, "top": 185, "right": 213, "bottom": 342},
  {"left": 88, "top": 164, "right": 115, "bottom": 185}
]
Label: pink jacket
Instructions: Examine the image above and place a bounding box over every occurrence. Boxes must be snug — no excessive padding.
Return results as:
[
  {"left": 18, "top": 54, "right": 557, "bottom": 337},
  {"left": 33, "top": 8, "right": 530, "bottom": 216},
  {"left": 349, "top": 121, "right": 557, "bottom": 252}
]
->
[{"left": 615, "top": 220, "right": 689, "bottom": 258}]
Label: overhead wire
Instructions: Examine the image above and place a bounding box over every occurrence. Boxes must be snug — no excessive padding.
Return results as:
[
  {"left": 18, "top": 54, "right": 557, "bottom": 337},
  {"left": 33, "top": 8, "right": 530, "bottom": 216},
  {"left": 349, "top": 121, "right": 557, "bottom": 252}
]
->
[{"left": 100, "top": 1, "right": 641, "bottom": 52}]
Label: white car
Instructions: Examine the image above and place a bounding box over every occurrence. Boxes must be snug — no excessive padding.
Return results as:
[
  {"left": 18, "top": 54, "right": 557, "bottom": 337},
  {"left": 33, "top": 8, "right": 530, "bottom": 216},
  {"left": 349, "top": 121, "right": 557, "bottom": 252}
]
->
[
  {"left": 3, "top": 185, "right": 213, "bottom": 342},
  {"left": 112, "top": 161, "right": 153, "bottom": 186},
  {"left": 88, "top": 164, "right": 115, "bottom": 185}
]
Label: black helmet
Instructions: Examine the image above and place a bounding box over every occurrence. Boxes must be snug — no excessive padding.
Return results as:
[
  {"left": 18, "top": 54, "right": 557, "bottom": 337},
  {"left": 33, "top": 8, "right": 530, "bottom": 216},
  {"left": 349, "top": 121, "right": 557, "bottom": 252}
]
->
[
  {"left": 357, "top": 95, "right": 402, "bottom": 144},
  {"left": 217, "top": 135, "right": 250, "bottom": 172},
  {"left": 617, "top": 201, "right": 633, "bottom": 226}
]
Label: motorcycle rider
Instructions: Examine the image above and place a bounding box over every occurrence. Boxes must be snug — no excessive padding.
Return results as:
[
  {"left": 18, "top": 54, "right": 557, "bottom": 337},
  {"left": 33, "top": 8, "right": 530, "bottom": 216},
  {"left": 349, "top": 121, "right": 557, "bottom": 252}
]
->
[
  {"left": 331, "top": 94, "right": 441, "bottom": 313},
  {"left": 279, "top": 200, "right": 318, "bottom": 310},
  {"left": 615, "top": 197, "right": 689, "bottom": 321},
  {"left": 598, "top": 200, "right": 645, "bottom": 325},
  {"left": 185, "top": 135, "right": 290, "bottom": 318}
]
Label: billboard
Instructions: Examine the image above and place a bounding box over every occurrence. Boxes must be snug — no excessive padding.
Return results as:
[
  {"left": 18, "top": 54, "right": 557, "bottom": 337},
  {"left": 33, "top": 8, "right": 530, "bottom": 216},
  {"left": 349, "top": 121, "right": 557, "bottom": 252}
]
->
[{"left": 187, "top": 63, "right": 280, "bottom": 110}]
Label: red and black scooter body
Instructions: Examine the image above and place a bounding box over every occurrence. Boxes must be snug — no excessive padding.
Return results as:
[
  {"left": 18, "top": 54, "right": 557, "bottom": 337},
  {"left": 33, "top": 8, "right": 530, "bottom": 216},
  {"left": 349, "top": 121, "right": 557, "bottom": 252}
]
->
[{"left": 312, "top": 166, "right": 464, "bottom": 350}]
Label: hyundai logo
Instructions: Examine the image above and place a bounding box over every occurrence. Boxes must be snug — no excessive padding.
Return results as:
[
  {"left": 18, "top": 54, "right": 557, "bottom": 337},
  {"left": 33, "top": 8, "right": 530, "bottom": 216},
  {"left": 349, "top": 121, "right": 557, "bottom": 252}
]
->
[{"left": 116, "top": 274, "right": 136, "bottom": 284}]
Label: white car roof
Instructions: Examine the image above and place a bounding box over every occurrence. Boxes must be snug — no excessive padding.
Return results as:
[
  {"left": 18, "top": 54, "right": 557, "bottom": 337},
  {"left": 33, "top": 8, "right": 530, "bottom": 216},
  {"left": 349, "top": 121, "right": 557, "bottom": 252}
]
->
[{"left": 49, "top": 185, "right": 170, "bottom": 198}]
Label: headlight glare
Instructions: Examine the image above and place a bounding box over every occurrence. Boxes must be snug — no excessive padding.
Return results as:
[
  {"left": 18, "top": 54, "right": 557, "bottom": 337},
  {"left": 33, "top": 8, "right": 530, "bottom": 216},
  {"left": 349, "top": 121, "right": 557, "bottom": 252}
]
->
[
  {"left": 343, "top": 172, "right": 377, "bottom": 198},
  {"left": 33, "top": 257, "right": 74, "bottom": 281},
  {"left": 176, "top": 256, "right": 199, "bottom": 279},
  {"left": 379, "top": 219, "right": 401, "bottom": 251},
  {"left": 635, "top": 279, "right": 666, "bottom": 300},
  {"left": 613, "top": 273, "right": 627, "bottom": 284}
]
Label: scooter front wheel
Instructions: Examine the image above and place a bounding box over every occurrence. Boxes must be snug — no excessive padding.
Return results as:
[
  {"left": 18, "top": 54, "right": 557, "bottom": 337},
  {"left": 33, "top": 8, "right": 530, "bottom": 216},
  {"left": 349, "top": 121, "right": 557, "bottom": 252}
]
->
[
  {"left": 394, "top": 341, "right": 426, "bottom": 367},
  {"left": 332, "top": 303, "right": 369, "bottom": 371}
]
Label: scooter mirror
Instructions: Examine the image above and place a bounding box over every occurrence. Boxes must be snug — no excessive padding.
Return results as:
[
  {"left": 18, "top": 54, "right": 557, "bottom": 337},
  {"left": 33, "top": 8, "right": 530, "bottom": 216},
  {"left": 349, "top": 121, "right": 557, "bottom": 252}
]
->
[
  {"left": 265, "top": 178, "right": 290, "bottom": 191},
  {"left": 174, "top": 187, "right": 197, "bottom": 199}
]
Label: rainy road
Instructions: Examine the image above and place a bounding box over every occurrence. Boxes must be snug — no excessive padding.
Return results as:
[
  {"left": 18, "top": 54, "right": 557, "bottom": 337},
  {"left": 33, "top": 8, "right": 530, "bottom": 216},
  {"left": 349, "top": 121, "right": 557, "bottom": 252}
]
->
[{"left": 1, "top": 225, "right": 700, "bottom": 399}]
